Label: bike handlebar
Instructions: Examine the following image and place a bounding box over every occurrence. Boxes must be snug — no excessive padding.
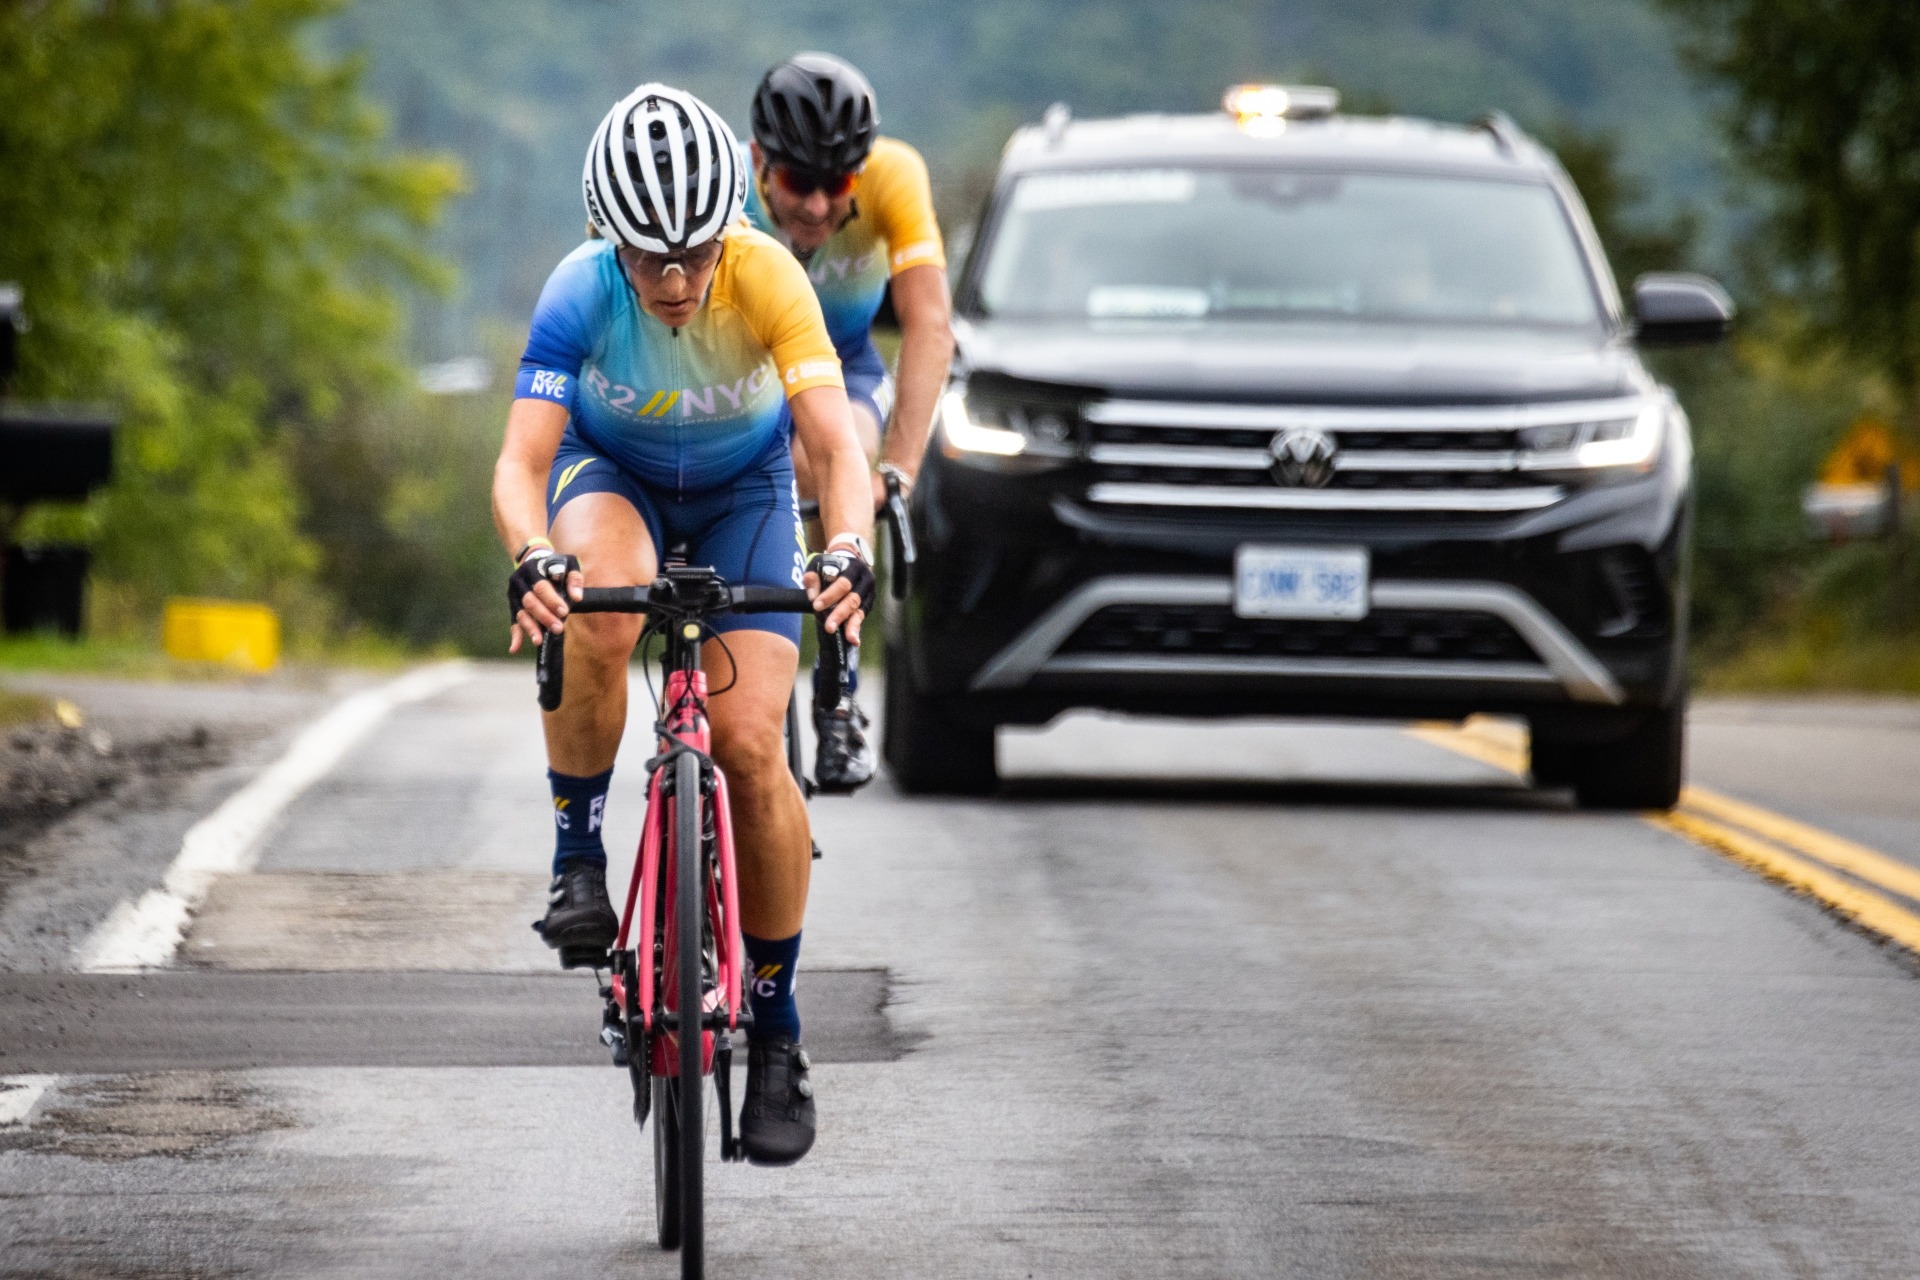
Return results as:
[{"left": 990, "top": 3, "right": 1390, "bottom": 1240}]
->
[
  {"left": 535, "top": 475, "right": 917, "bottom": 710},
  {"left": 535, "top": 579, "right": 832, "bottom": 711},
  {"left": 566, "top": 584, "right": 816, "bottom": 615}
]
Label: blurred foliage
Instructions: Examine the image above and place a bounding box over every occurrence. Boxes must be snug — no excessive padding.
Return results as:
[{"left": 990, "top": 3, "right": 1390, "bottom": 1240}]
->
[
  {"left": 0, "top": 0, "right": 461, "bottom": 637},
  {"left": 1543, "top": 116, "right": 1912, "bottom": 667},
  {"left": 1650, "top": 0, "right": 1920, "bottom": 671},
  {"left": 309, "top": 347, "right": 520, "bottom": 655},
  {"left": 1662, "top": 0, "right": 1920, "bottom": 399}
]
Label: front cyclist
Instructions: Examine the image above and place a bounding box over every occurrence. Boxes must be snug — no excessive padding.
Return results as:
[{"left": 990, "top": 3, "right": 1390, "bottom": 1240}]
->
[
  {"left": 494, "top": 84, "right": 875, "bottom": 1166},
  {"left": 743, "top": 52, "right": 956, "bottom": 791}
]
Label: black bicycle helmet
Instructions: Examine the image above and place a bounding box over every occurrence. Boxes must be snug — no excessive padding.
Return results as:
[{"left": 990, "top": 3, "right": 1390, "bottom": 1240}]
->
[{"left": 750, "top": 52, "right": 879, "bottom": 175}]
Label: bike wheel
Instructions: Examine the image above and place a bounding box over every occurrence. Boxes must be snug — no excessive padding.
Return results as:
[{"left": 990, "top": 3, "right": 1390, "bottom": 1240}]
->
[
  {"left": 653, "top": 1075, "right": 681, "bottom": 1250},
  {"left": 673, "top": 749, "right": 705, "bottom": 1278}
]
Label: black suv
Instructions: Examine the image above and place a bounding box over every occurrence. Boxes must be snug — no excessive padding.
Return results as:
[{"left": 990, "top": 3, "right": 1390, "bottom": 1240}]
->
[{"left": 883, "top": 90, "right": 1730, "bottom": 807}]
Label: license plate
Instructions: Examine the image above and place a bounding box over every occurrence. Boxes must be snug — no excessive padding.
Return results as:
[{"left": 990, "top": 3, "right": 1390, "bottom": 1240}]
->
[{"left": 1233, "top": 545, "right": 1370, "bottom": 619}]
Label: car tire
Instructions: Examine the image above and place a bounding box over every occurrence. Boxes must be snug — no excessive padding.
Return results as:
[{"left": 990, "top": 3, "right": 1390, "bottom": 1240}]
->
[
  {"left": 882, "top": 663, "right": 997, "bottom": 795},
  {"left": 1527, "top": 733, "right": 1581, "bottom": 788},
  {"left": 1567, "top": 702, "right": 1685, "bottom": 811}
]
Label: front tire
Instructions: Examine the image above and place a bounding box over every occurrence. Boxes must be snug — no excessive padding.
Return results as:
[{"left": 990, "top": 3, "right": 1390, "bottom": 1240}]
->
[
  {"left": 672, "top": 751, "right": 705, "bottom": 1277},
  {"left": 1533, "top": 704, "right": 1685, "bottom": 811},
  {"left": 882, "top": 663, "right": 996, "bottom": 795},
  {"left": 653, "top": 1076, "right": 681, "bottom": 1251}
]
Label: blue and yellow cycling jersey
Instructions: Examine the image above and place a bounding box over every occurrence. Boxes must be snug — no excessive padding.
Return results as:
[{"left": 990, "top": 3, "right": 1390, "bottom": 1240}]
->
[
  {"left": 515, "top": 227, "right": 843, "bottom": 494},
  {"left": 742, "top": 136, "right": 946, "bottom": 357}
]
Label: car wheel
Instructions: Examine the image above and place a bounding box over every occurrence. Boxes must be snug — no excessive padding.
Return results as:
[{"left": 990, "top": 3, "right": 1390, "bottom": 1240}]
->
[
  {"left": 882, "top": 662, "right": 997, "bottom": 795},
  {"left": 1527, "top": 732, "right": 1580, "bottom": 788},
  {"left": 1569, "top": 702, "right": 1685, "bottom": 811}
]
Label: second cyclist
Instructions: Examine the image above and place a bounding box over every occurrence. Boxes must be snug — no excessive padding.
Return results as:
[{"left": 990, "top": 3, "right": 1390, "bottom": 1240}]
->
[{"left": 744, "top": 52, "right": 956, "bottom": 792}]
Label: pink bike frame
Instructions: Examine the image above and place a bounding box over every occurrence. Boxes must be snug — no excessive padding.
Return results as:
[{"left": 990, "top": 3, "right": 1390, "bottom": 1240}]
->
[{"left": 609, "top": 668, "right": 748, "bottom": 1076}]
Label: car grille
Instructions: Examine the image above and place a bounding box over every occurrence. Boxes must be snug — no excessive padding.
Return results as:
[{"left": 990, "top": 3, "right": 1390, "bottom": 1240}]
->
[
  {"left": 1059, "top": 604, "right": 1538, "bottom": 664},
  {"left": 1079, "top": 397, "right": 1649, "bottom": 513}
]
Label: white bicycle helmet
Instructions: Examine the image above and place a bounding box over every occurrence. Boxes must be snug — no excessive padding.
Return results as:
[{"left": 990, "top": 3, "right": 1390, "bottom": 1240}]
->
[{"left": 583, "top": 83, "right": 746, "bottom": 253}]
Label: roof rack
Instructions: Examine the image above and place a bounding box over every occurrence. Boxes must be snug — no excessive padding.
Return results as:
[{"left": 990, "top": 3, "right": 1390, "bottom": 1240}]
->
[
  {"left": 1042, "top": 102, "right": 1072, "bottom": 146},
  {"left": 1472, "top": 111, "right": 1528, "bottom": 157}
]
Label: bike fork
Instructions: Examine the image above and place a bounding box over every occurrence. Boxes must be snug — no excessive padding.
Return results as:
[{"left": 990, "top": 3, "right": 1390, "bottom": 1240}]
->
[{"left": 715, "top": 1031, "right": 740, "bottom": 1162}]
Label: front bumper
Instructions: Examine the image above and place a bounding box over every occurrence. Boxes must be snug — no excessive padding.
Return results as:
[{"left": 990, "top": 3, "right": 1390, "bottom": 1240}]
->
[
  {"left": 895, "top": 445, "right": 1690, "bottom": 730},
  {"left": 969, "top": 574, "right": 1622, "bottom": 703}
]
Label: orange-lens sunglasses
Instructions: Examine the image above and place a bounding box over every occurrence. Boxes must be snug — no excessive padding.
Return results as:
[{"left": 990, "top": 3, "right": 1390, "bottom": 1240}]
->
[{"left": 773, "top": 166, "right": 857, "bottom": 198}]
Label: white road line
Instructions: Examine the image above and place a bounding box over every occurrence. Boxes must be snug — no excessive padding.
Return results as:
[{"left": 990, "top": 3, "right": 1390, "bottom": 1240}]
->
[
  {"left": 73, "top": 661, "right": 474, "bottom": 972},
  {"left": 0, "top": 1075, "right": 56, "bottom": 1127}
]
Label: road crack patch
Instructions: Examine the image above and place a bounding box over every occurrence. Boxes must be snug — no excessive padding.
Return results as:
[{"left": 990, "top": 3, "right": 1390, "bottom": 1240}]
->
[{"left": 0, "top": 1071, "right": 292, "bottom": 1161}]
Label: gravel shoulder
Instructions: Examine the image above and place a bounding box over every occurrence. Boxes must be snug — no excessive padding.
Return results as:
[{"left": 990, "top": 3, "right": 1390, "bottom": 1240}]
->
[{"left": 0, "top": 671, "right": 375, "bottom": 970}]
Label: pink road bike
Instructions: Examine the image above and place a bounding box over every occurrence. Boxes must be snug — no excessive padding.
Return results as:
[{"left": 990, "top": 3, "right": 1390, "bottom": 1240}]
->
[{"left": 533, "top": 563, "right": 833, "bottom": 1279}]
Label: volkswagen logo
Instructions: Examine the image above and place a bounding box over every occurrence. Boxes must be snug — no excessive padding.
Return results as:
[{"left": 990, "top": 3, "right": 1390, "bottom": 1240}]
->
[{"left": 1269, "top": 427, "right": 1338, "bottom": 488}]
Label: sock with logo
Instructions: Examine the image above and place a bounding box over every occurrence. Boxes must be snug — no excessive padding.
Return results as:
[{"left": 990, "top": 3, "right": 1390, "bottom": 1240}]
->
[
  {"left": 812, "top": 643, "right": 860, "bottom": 703},
  {"left": 744, "top": 930, "right": 802, "bottom": 1043},
  {"left": 548, "top": 767, "right": 612, "bottom": 874}
]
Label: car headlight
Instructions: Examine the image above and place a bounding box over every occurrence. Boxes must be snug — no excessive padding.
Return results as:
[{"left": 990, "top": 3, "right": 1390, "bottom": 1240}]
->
[
  {"left": 940, "top": 390, "right": 1026, "bottom": 456},
  {"left": 939, "top": 388, "right": 1076, "bottom": 470},
  {"left": 1516, "top": 398, "right": 1667, "bottom": 478}
]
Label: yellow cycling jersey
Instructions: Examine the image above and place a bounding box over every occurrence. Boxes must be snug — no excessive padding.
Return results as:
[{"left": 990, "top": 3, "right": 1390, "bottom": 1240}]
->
[
  {"left": 743, "top": 136, "right": 947, "bottom": 355},
  {"left": 517, "top": 223, "right": 843, "bottom": 490}
]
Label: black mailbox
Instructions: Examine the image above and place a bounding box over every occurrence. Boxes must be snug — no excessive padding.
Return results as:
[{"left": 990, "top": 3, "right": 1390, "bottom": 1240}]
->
[
  {"left": 0, "top": 404, "right": 117, "bottom": 502},
  {"left": 1, "top": 283, "right": 120, "bottom": 636}
]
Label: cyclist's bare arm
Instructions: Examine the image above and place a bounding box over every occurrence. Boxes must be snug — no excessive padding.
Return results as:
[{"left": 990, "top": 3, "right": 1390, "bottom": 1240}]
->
[
  {"left": 879, "top": 263, "right": 955, "bottom": 492},
  {"left": 493, "top": 396, "right": 584, "bottom": 651},
  {"left": 790, "top": 384, "right": 875, "bottom": 643}
]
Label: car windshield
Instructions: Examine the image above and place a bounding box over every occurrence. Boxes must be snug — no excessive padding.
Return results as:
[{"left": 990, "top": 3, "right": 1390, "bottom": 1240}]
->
[{"left": 975, "top": 167, "right": 1603, "bottom": 327}]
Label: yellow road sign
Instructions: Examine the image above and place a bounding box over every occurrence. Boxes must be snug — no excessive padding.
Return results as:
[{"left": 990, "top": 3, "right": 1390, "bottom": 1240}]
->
[{"left": 1820, "top": 416, "right": 1920, "bottom": 490}]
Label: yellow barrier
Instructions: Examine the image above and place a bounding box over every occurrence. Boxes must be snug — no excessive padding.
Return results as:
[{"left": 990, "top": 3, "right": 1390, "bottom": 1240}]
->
[{"left": 162, "top": 598, "right": 281, "bottom": 671}]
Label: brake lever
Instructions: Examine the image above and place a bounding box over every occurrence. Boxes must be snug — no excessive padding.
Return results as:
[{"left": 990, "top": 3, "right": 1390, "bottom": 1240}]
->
[
  {"left": 534, "top": 558, "right": 571, "bottom": 711},
  {"left": 881, "top": 470, "right": 916, "bottom": 601}
]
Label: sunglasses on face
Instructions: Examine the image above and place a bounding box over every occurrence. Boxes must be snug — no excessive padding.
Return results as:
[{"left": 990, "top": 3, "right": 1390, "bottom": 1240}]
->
[
  {"left": 619, "top": 239, "right": 724, "bottom": 281},
  {"left": 772, "top": 165, "right": 857, "bottom": 198}
]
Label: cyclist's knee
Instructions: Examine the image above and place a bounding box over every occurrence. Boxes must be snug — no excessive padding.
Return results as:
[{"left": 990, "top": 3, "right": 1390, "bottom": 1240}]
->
[
  {"left": 550, "top": 493, "right": 658, "bottom": 584},
  {"left": 569, "top": 610, "right": 643, "bottom": 658},
  {"left": 710, "top": 707, "right": 789, "bottom": 783}
]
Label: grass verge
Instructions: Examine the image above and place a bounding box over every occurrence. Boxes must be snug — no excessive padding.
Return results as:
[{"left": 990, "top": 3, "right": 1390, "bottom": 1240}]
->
[
  {"left": 0, "top": 628, "right": 446, "bottom": 682},
  {"left": 1698, "top": 625, "right": 1920, "bottom": 695}
]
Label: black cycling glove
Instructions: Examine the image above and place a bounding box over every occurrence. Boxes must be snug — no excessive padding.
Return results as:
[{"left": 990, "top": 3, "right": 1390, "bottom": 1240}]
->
[
  {"left": 508, "top": 547, "right": 580, "bottom": 628},
  {"left": 808, "top": 549, "right": 876, "bottom": 612}
]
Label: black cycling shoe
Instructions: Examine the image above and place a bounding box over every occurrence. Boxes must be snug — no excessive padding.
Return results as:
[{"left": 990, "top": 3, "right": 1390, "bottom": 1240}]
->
[
  {"left": 812, "top": 695, "right": 874, "bottom": 793},
  {"left": 740, "top": 1038, "right": 815, "bottom": 1166},
  {"left": 531, "top": 861, "right": 618, "bottom": 969}
]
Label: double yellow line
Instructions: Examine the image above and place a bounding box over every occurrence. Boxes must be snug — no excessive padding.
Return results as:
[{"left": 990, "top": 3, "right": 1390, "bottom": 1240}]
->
[{"left": 1410, "top": 718, "right": 1920, "bottom": 954}]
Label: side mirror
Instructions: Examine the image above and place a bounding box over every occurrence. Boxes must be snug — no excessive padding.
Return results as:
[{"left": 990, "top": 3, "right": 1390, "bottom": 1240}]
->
[{"left": 1632, "top": 273, "right": 1734, "bottom": 347}]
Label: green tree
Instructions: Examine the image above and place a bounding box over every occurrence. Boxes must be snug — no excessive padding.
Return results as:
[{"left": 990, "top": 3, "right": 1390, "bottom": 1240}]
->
[
  {"left": 0, "top": 0, "right": 461, "bottom": 616},
  {"left": 1661, "top": 0, "right": 1920, "bottom": 400}
]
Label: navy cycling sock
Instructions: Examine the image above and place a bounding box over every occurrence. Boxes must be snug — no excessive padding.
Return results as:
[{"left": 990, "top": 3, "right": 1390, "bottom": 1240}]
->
[
  {"left": 548, "top": 767, "right": 612, "bottom": 874},
  {"left": 812, "top": 642, "right": 859, "bottom": 702},
  {"left": 744, "top": 930, "right": 802, "bottom": 1042}
]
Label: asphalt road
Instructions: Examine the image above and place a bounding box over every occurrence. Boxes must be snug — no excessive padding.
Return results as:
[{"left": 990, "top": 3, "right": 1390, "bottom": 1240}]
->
[{"left": 4, "top": 668, "right": 1920, "bottom": 1278}]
